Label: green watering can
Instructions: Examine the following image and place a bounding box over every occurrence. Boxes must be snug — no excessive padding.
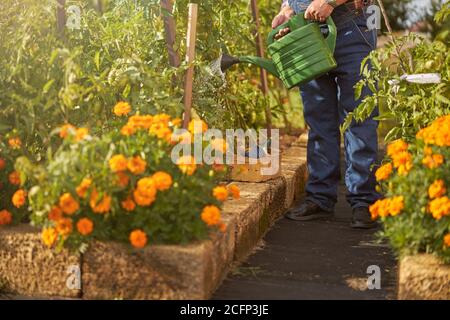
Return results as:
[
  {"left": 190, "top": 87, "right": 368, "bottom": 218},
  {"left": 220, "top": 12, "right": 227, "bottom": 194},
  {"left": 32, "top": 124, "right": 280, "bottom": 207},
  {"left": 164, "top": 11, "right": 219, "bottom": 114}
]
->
[{"left": 220, "top": 14, "right": 337, "bottom": 89}]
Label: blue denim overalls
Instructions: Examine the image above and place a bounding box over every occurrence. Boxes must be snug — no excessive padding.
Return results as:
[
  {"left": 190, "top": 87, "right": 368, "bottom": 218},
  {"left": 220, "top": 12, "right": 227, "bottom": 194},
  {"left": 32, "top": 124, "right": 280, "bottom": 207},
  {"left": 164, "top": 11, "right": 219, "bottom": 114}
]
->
[{"left": 288, "top": 0, "right": 380, "bottom": 210}]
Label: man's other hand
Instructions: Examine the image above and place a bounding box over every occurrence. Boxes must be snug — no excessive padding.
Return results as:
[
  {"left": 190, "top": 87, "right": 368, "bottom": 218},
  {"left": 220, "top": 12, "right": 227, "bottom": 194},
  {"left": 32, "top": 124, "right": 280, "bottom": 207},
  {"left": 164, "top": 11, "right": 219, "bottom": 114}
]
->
[
  {"left": 271, "top": 5, "right": 295, "bottom": 29},
  {"left": 305, "top": 0, "right": 334, "bottom": 22}
]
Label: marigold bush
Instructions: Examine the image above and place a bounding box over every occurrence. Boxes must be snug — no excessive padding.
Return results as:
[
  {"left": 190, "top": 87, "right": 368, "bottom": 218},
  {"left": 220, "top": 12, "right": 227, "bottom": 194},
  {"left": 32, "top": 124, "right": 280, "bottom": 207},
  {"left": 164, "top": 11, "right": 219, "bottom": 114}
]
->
[
  {"left": 372, "top": 115, "right": 450, "bottom": 263},
  {"left": 21, "top": 104, "right": 235, "bottom": 251}
]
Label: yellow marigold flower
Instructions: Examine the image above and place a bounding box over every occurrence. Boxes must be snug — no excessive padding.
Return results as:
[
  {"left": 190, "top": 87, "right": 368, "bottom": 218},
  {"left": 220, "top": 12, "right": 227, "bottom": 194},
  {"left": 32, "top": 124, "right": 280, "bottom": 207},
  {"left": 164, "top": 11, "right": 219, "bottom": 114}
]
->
[
  {"left": 76, "top": 218, "right": 94, "bottom": 236},
  {"left": 211, "top": 138, "right": 227, "bottom": 153},
  {"left": 177, "top": 156, "right": 197, "bottom": 175},
  {"left": 152, "top": 171, "right": 173, "bottom": 191},
  {"left": 8, "top": 171, "right": 21, "bottom": 185},
  {"left": 213, "top": 186, "right": 228, "bottom": 201},
  {"left": 116, "top": 172, "right": 130, "bottom": 188},
  {"left": 56, "top": 217, "right": 73, "bottom": 237},
  {"left": 76, "top": 178, "right": 92, "bottom": 198},
  {"left": 129, "top": 229, "right": 148, "bottom": 248},
  {"left": 120, "top": 124, "right": 136, "bottom": 136},
  {"left": 127, "top": 156, "right": 147, "bottom": 175},
  {"left": 60, "top": 123, "right": 75, "bottom": 138},
  {"left": 422, "top": 153, "right": 444, "bottom": 169},
  {"left": 387, "top": 139, "right": 408, "bottom": 158},
  {"left": 121, "top": 197, "right": 136, "bottom": 212},
  {"left": 89, "top": 189, "right": 112, "bottom": 214},
  {"left": 375, "top": 163, "right": 393, "bottom": 181},
  {"left": 398, "top": 160, "right": 413, "bottom": 176},
  {"left": 12, "top": 189, "right": 27, "bottom": 208},
  {"left": 201, "top": 205, "right": 221, "bottom": 226},
  {"left": 8, "top": 137, "right": 22, "bottom": 149},
  {"left": 48, "top": 206, "right": 63, "bottom": 222},
  {"left": 113, "top": 101, "right": 131, "bottom": 116},
  {"left": 188, "top": 119, "right": 208, "bottom": 134},
  {"left": 444, "top": 233, "right": 450, "bottom": 248},
  {"left": 0, "top": 210, "right": 12, "bottom": 225},
  {"left": 59, "top": 193, "right": 79, "bottom": 215},
  {"left": 429, "top": 196, "right": 450, "bottom": 220},
  {"left": 388, "top": 196, "right": 404, "bottom": 216},
  {"left": 428, "top": 179, "right": 446, "bottom": 199},
  {"left": 75, "top": 127, "right": 89, "bottom": 142},
  {"left": 171, "top": 118, "right": 182, "bottom": 127},
  {"left": 228, "top": 184, "right": 240, "bottom": 199},
  {"left": 42, "top": 227, "right": 58, "bottom": 248},
  {"left": 109, "top": 154, "right": 128, "bottom": 172}
]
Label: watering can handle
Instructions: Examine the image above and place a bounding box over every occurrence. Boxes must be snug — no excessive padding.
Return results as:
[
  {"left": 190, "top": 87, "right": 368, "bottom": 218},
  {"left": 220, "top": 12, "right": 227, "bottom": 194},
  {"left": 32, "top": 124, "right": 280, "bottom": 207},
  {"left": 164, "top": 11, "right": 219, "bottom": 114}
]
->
[{"left": 267, "top": 14, "right": 337, "bottom": 54}]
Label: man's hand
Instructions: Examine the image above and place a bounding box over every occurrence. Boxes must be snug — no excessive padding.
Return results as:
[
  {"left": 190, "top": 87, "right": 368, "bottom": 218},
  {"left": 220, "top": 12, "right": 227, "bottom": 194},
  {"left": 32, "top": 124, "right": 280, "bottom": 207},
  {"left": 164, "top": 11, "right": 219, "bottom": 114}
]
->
[
  {"left": 271, "top": 5, "right": 295, "bottom": 29},
  {"left": 305, "top": 0, "right": 334, "bottom": 22}
]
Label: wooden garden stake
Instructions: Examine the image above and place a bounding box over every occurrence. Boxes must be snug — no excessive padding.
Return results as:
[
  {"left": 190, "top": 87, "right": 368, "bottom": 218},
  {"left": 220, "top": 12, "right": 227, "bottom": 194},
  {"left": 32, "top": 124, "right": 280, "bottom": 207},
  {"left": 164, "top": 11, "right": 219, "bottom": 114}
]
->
[
  {"left": 56, "top": 0, "right": 66, "bottom": 37},
  {"left": 182, "top": 3, "right": 198, "bottom": 129},
  {"left": 250, "top": 0, "right": 272, "bottom": 138},
  {"left": 161, "top": 0, "right": 181, "bottom": 68}
]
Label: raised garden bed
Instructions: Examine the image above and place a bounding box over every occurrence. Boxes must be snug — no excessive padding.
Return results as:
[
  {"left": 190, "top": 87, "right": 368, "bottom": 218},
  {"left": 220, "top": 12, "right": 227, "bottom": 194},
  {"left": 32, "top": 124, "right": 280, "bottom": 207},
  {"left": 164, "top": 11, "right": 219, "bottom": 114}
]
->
[
  {"left": 0, "top": 134, "right": 308, "bottom": 299},
  {"left": 398, "top": 254, "right": 450, "bottom": 300}
]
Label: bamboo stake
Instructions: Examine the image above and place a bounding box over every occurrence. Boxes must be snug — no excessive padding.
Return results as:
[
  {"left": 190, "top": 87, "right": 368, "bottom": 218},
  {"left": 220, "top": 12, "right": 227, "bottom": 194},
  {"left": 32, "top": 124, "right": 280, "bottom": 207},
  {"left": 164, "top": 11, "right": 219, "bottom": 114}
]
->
[
  {"left": 161, "top": 0, "right": 181, "bottom": 68},
  {"left": 182, "top": 3, "right": 198, "bottom": 129},
  {"left": 250, "top": 0, "right": 272, "bottom": 138},
  {"left": 56, "top": 0, "right": 66, "bottom": 37}
]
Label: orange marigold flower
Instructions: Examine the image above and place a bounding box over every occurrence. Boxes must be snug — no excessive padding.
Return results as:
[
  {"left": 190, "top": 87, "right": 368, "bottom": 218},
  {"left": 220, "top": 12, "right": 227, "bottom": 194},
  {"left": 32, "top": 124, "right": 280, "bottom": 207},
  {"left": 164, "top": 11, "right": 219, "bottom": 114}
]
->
[
  {"left": 416, "top": 115, "right": 450, "bottom": 147},
  {"left": 133, "top": 189, "right": 156, "bottom": 206},
  {"left": 152, "top": 171, "right": 173, "bottom": 191},
  {"left": 213, "top": 186, "right": 228, "bottom": 201},
  {"left": 0, "top": 210, "right": 12, "bottom": 225},
  {"left": 60, "top": 123, "right": 75, "bottom": 138},
  {"left": 177, "top": 156, "right": 197, "bottom": 175},
  {"left": 424, "top": 146, "right": 433, "bottom": 156},
  {"left": 113, "top": 101, "right": 131, "bottom": 116},
  {"left": 120, "top": 124, "right": 136, "bottom": 136},
  {"left": 121, "top": 197, "right": 136, "bottom": 212},
  {"left": 75, "top": 128, "right": 89, "bottom": 142},
  {"left": 76, "top": 218, "right": 94, "bottom": 236},
  {"left": 387, "top": 139, "right": 408, "bottom": 158},
  {"left": 428, "top": 179, "right": 446, "bottom": 199},
  {"left": 201, "top": 205, "right": 221, "bottom": 226},
  {"left": 392, "top": 151, "right": 412, "bottom": 168},
  {"left": 0, "top": 158, "right": 6, "bottom": 170},
  {"left": 129, "top": 229, "right": 148, "bottom": 248},
  {"left": 59, "top": 193, "right": 79, "bottom": 215},
  {"left": 56, "top": 217, "right": 73, "bottom": 236},
  {"left": 8, "top": 171, "right": 21, "bottom": 185},
  {"left": 116, "top": 172, "right": 130, "bottom": 188},
  {"left": 444, "top": 233, "right": 450, "bottom": 248},
  {"left": 8, "top": 137, "right": 22, "bottom": 149},
  {"left": 48, "top": 206, "right": 63, "bottom": 221},
  {"left": 211, "top": 138, "right": 228, "bottom": 153},
  {"left": 134, "top": 177, "right": 157, "bottom": 206},
  {"left": 89, "top": 189, "right": 112, "bottom": 214},
  {"left": 42, "top": 227, "right": 58, "bottom": 248},
  {"left": 219, "top": 222, "right": 227, "bottom": 233},
  {"left": 171, "top": 118, "right": 182, "bottom": 127},
  {"left": 228, "top": 184, "right": 240, "bottom": 199},
  {"left": 76, "top": 178, "right": 92, "bottom": 198},
  {"left": 127, "top": 156, "right": 147, "bottom": 175},
  {"left": 422, "top": 153, "right": 444, "bottom": 169},
  {"left": 128, "top": 115, "right": 153, "bottom": 129},
  {"left": 369, "top": 198, "right": 390, "bottom": 220},
  {"left": 12, "top": 189, "right": 27, "bottom": 208},
  {"left": 388, "top": 196, "right": 404, "bottom": 216},
  {"left": 188, "top": 119, "right": 208, "bottom": 134},
  {"left": 109, "top": 154, "right": 128, "bottom": 172},
  {"left": 429, "top": 196, "right": 450, "bottom": 220},
  {"left": 375, "top": 163, "right": 393, "bottom": 181}
]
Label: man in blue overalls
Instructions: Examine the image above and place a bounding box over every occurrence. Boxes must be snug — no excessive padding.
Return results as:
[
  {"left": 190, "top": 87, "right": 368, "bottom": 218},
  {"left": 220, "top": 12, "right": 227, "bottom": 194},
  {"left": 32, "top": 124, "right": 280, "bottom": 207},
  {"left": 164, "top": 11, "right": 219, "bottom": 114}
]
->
[{"left": 274, "top": 0, "right": 379, "bottom": 228}]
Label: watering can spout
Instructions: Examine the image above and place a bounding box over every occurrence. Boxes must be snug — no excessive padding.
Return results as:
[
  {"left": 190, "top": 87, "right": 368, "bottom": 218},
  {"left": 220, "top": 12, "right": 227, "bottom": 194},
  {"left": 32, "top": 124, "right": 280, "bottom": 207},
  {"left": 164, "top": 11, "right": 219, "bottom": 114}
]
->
[
  {"left": 219, "top": 54, "right": 279, "bottom": 78},
  {"left": 239, "top": 56, "right": 279, "bottom": 78}
]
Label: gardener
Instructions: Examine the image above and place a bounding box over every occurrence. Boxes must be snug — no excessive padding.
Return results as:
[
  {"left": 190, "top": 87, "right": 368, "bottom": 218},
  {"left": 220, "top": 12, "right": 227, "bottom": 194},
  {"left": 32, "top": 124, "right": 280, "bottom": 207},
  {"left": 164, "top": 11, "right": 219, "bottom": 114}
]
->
[{"left": 273, "top": 0, "right": 379, "bottom": 228}]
